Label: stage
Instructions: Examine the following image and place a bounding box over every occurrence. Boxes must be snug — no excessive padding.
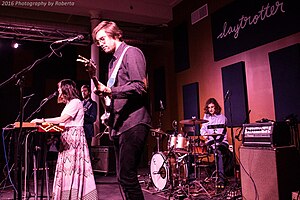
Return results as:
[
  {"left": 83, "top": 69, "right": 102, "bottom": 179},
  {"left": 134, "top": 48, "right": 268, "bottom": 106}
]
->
[{"left": 0, "top": 167, "right": 241, "bottom": 200}]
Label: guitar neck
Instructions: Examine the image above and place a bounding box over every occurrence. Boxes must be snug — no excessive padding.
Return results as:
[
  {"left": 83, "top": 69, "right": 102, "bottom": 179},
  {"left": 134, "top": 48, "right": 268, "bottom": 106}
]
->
[
  {"left": 90, "top": 76, "right": 108, "bottom": 108},
  {"left": 91, "top": 76, "right": 99, "bottom": 88}
]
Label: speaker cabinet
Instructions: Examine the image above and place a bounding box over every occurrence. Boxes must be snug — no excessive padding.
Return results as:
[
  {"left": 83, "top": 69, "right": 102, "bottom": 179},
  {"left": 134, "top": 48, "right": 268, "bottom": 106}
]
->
[
  {"left": 91, "top": 146, "right": 115, "bottom": 174},
  {"left": 240, "top": 146, "right": 300, "bottom": 200}
]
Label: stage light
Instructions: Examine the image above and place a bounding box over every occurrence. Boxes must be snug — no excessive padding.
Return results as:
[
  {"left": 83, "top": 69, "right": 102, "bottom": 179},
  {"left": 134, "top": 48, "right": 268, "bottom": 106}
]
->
[{"left": 11, "top": 40, "right": 20, "bottom": 48}]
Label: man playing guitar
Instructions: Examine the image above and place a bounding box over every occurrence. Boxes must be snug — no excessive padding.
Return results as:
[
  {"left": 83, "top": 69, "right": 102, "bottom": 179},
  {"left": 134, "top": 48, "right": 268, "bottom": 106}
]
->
[{"left": 80, "top": 21, "right": 151, "bottom": 200}]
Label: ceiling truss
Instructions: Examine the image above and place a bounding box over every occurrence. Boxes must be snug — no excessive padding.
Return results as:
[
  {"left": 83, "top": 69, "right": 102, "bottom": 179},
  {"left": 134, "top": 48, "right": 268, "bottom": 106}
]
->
[{"left": 0, "top": 22, "right": 91, "bottom": 46}]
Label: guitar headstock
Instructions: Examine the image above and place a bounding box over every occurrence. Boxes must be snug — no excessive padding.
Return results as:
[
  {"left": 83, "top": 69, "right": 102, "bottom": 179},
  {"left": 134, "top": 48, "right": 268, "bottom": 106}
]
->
[{"left": 77, "top": 55, "right": 97, "bottom": 78}]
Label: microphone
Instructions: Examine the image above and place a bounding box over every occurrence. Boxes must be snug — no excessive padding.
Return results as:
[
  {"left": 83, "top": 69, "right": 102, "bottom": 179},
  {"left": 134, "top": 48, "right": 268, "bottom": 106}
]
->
[
  {"left": 224, "top": 89, "right": 230, "bottom": 102},
  {"left": 25, "top": 91, "right": 58, "bottom": 121},
  {"left": 43, "top": 91, "right": 58, "bottom": 101},
  {"left": 53, "top": 34, "right": 84, "bottom": 44},
  {"left": 159, "top": 100, "right": 165, "bottom": 110}
]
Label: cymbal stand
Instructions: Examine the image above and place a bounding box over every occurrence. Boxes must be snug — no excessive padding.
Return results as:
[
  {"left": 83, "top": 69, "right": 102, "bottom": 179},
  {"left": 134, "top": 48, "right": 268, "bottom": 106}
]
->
[
  {"left": 188, "top": 152, "right": 211, "bottom": 199},
  {"left": 187, "top": 122, "right": 211, "bottom": 199},
  {"left": 149, "top": 101, "right": 168, "bottom": 193},
  {"left": 169, "top": 153, "right": 188, "bottom": 200},
  {"left": 150, "top": 128, "right": 163, "bottom": 153},
  {"left": 155, "top": 132, "right": 161, "bottom": 152},
  {"left": 190, "top": 179, "right": 211, "bottom": 199},
  {"left": 209, "top": 129, "right": 225, "bottom": 194},
  {"left": 155, "top": 100, "right": 164, "bottom": 152},
  {"left": 149, "top": 105, "right": 164, "bottom": 192}
]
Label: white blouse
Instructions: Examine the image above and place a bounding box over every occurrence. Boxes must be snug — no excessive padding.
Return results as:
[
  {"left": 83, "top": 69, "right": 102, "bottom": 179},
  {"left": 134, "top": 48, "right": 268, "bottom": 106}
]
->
[{"left": 61, "top": 98, "right": 84, "bottom": 127}]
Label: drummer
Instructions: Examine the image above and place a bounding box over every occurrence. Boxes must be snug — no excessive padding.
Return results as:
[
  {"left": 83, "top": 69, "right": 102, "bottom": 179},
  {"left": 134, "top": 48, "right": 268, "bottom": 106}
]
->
[{"left": 200, "top": 98, "right": 232, "bottom": 188}]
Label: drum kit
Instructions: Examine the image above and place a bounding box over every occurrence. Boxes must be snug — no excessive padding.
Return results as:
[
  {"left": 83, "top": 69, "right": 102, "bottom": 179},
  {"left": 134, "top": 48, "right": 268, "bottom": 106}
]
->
[{"left": 149, "top": 117, "right": 225, "bottom": 199}]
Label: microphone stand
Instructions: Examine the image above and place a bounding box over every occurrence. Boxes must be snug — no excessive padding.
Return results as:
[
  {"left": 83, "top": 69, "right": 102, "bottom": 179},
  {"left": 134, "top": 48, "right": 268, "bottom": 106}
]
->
[
  {"left": 25, "top": 98, "right": 50, "bottom": 121},
  {"left": 0, "top": 41, "right": 71, "bottom": 200},
  {"left": 226, "top": 95, "right": 240, "bottom": 190},
  {"left": 15, "top": 95, "right": 33, "bottom": 122},
  {"left": 158, "top": 101, "right": 163, "bottom": 129},
  {"left": 157, "top": 100, "right": 164, "bottom": 152},
  {"left": 16, "top": 78, "right": 24, "bottom": 200}
]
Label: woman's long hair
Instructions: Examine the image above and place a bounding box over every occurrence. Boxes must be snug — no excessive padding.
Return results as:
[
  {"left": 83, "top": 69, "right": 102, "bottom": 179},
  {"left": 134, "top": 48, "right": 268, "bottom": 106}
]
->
[
  {"left": 204, "top": 98, "right": 222, "bottom": 115},
  {"left": 58, "top": 79, "right": 79, "bottom": 103}
]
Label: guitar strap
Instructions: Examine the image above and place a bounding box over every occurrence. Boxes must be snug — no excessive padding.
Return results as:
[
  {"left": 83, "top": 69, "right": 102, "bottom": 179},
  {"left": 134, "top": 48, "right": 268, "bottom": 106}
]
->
[
  {"left": 107, "top": 46, "right": 131, "bottom": 88},
  {"left": 104, "top": 46, "right": 131, "bottom": 107}
]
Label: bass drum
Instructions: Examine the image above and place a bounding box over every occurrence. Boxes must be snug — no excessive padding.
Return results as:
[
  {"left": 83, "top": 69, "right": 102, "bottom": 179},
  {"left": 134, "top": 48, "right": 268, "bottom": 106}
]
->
[
  {"left": 150, "top": 152, "right": 169, "bottom": 190},
  {"left": 150, "top": 152, "right": 189, "bottom": 191}
]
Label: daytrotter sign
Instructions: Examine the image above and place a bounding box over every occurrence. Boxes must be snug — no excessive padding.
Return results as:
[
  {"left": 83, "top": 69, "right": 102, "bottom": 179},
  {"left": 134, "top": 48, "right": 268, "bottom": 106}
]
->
[{"left": 211, "top": 0, "right": 300, "bottom": 61}]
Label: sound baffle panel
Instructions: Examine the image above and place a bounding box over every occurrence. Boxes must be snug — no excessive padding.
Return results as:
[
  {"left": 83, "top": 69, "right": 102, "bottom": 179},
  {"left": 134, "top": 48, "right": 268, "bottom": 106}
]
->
[
  {"left": 240, "top": 146, "right": 300, "bottom": 200},
  {"left": 173, "top": 22, "right": 190, "bottom": 72},
  {"left": 182, "top": 82, "right": 200, "bottom": 133},
  {"left": 90, "top": 146, "right": 115, "bottom": 174},
  {"left": 221, "top": 61, "right": 249, "bottom": 127},
  {"left": 269, "top": 43, "right": 300, "bottom": 121}
]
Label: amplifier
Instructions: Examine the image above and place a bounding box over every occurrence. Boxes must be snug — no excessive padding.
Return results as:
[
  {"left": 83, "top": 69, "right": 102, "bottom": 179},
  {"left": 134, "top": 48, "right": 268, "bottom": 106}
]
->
[
  {"left": 90, "top": 146, "right": 115, "bottom": 174},
  {"left": 242, "top": 122, "right": 291, "bottom": 147},
  {"left": 240, "top": 146, "right": 300, "bottom": 199}
]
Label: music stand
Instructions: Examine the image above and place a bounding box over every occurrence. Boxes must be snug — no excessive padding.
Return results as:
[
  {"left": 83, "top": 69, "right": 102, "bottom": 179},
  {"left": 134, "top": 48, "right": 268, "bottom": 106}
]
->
[{"left": 206, "top": 124, "right": 226, "bottom": 194}]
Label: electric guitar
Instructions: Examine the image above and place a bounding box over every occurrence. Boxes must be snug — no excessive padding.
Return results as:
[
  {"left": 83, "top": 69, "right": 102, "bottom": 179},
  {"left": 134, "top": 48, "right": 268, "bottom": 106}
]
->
[{"left": 77, "top": 55, "right": 110, "bottom": 124}]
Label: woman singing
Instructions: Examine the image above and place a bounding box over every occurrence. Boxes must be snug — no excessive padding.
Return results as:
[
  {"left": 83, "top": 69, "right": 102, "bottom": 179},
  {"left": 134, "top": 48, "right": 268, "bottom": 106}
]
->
[{"left": 31, "top": 79, "right": 98, "bottom": 199}]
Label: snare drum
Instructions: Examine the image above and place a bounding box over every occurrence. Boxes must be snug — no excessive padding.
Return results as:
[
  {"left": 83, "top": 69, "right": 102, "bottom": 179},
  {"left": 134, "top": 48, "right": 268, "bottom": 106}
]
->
[
  {"left": 175, "top": 134, "right": 189, "bottom": 153},
  {"left": 175, "top": 134, "right": 188, "bottom": 149}
]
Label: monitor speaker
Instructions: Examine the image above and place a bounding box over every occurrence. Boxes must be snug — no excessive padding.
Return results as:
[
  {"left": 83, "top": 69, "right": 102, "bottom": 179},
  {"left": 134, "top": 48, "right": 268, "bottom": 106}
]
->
[
  {"left": 91, "top": 146, "right": 115, "bottom": 174},
  {"left": 240, "top": 146, "right": 300, "bottom": 200}
]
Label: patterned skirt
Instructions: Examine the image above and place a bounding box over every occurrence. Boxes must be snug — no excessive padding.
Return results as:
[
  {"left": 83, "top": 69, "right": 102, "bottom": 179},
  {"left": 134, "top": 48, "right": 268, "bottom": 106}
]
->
[{"left": 52, "top": 126, "right": 98, "bottom": 200}]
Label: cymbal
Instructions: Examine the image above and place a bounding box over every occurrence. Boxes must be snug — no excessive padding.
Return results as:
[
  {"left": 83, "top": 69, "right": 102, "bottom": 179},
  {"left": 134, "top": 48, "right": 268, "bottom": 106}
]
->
[
  {"left": 207, "top": 124, "right": 225, "bottom": 129},
  {"left": 179, "top": 118, "right": 208, "bottom": 125},
  {"left": 174, "top": 149, "right": 189, "bottom": 154},
  {"left": 150, "top": 128, "right": 166, "bottom": 135}
]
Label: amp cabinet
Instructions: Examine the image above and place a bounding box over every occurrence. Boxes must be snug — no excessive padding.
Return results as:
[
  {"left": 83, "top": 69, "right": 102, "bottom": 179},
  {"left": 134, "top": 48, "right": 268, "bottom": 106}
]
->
[
  {"left": 90, "top": 146, "right": 115, "bottom": 174},
  {"left": 240, "top": 146, "right": 300, "bottom": 200}
]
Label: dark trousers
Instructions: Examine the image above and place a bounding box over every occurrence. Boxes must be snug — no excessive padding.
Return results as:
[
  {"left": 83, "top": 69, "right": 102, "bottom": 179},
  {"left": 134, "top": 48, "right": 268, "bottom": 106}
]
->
[
  {"left": 113, "top": 124, "right": 149, "bottom": 200},
  {"left": 209, "top": 142, "right": 233, "bottom": 179}
]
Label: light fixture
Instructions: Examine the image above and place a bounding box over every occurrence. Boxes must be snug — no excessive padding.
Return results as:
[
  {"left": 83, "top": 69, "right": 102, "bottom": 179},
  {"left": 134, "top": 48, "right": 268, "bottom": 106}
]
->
[{"left": 11, "top": 40, "right": 20, "bottom": 48}]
